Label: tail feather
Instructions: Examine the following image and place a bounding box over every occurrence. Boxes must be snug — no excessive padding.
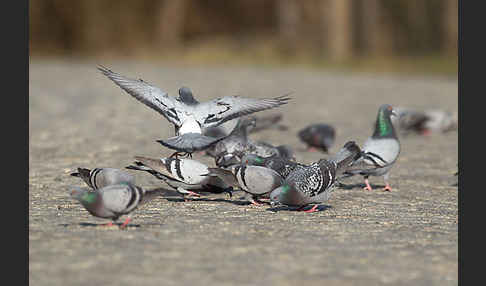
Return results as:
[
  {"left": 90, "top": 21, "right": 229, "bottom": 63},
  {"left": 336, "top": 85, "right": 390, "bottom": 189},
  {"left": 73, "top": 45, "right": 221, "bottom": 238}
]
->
[
  {"left": 202, "top": 168, "right": 238, "bottom": 187},
  {"left": 329, "top": 141, "right": 362, "bottom": 174}
]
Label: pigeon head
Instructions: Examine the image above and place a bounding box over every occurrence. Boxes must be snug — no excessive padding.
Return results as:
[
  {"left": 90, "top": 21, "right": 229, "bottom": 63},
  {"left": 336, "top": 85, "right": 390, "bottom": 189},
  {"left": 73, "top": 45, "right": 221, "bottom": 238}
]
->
[
  {"left": 269, "top": 183, "right": 291, "bottom": 205},
  {"left": 372, "top": 104, "right": 398, "bottom": 138},
  {"left": 70, "top": 187, "right": 98, "bottom": 204},
  {"left": 241, "top": 154, "right": 265, "bottom": 166},
  {"left": 178, "top": 87, "right": 199, "bottom": 105}
]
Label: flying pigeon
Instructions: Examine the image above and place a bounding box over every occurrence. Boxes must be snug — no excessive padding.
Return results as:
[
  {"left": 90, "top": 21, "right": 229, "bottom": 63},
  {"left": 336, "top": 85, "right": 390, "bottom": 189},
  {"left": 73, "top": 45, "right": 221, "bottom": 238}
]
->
[
  {"left": 344, "top": 104, "right": 400, "bottom": 192},
  {"left": 98, "top": 66, "right": 291, "bottom": 157},
  {"left": 69, "top": 182, "right": 153, "bottom": 228},
  {"left": 298, "top": 123, "right": 336, "bottom": 153},
  {"left": 270, "top": 141, "right": 362, "bottom": 212},
  {"left": 126, "top": 156, "right": 232, "bottom": 200},
  {"left": 204, "top": 164, "right": 284, "bottom": 205},
  {"left": 70, "top": 167, "right": 135, "bottom": 190}
]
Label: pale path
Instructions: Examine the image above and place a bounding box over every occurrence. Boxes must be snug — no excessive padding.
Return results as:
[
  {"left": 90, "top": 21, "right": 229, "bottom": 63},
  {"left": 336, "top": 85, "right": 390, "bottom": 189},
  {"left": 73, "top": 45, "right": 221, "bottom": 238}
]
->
[{"left": 29, "top": 60, "right": 458, "bottom": 286}]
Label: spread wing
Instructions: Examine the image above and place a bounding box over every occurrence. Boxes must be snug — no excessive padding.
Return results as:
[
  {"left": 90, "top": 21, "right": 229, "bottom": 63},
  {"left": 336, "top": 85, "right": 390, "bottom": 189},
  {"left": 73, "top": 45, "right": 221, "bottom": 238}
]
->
[
  {"left": 194, "top": 94, "right": 291, "bottom": 128},
  {"left": 97, "top": 65, "right": 184, "bottom": 126}
]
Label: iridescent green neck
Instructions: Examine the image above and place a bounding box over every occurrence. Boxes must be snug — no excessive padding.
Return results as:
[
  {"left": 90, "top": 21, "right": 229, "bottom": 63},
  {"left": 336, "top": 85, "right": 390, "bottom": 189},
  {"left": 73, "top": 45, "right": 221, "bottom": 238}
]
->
[
  {"left": 373, "top": 110, "right": 394, "bottom": 138},
  {"left": 81, "top": 192, "right": 98, "bottom": 204}
]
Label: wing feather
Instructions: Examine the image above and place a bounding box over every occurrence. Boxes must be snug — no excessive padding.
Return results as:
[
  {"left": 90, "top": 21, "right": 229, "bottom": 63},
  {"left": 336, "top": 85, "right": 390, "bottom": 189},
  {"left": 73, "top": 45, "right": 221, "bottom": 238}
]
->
[
  {"left": 97, "top": 65, "right": 183, "bottom": 126},
  {"left": 195, "top": 94, "right": 291, "bottom": 128}
]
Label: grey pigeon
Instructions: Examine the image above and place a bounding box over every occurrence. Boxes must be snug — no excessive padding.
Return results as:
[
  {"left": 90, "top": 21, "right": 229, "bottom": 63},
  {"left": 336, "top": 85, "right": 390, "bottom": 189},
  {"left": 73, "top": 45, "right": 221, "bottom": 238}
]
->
[
  {"left": 270, "top": 141, "right": 362, "bottom": 212},
  {"left": 242, "top": 153, "right": 306, "bottom": 179},
  {"left": 126, "top": 156, "right": 232, "bottom": 199},
  {"left": 207, "top": 116, "right": 256, "bottom": 159},
  {"left": 69, "top": 182, "right": 152, "bottom": 228},
  {"left": 392, "top": 106, "right": 457, "bottom": 135},
  {"left": 98, "top": 66, "right": 291, "bottom": 156},
  {"left": 344, "top": 104, "right": 400, "bottom": 191},
  {"left": 209, "top": 116, "right": 293, "bottom": 167},
  {"left": 70, "top": 167, "right": 135, "bottom": 190},
  {"left": 298, "top": 123, "right": 336, "bottom": 153},
  {"left": 204, "top": 164, "right": 284, "bottom": 205}
]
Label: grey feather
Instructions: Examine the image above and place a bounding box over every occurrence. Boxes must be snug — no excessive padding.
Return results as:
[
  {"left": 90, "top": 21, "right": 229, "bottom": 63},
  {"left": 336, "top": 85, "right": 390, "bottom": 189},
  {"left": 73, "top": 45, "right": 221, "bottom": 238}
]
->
[{"left": 70, "top": 167, "right": 135, "bottom": 190}]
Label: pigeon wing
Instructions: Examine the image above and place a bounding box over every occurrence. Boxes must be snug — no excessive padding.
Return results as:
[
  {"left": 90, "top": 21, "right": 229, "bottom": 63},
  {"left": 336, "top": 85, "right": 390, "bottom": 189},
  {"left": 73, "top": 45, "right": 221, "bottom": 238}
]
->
[
  {"left": 98, "top": 65, "right": 183, "bottom": 126},
  {"left": 194, "top": 94, "right": 291, "bottom": 128}
]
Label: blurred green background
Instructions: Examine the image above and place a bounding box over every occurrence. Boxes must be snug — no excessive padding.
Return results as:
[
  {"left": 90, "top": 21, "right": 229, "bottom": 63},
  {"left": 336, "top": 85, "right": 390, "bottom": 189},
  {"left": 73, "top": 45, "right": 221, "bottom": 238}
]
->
[{"left": 29, "top": 0, "right": 457, "bottom": 75}]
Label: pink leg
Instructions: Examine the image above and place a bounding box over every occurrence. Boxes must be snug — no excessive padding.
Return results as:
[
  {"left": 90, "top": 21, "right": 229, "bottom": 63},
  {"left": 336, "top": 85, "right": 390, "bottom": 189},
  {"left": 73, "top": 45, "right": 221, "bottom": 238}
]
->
[
  {"left": 363, "top": 178, "right": 373, "bottom": 191},
  {"left": 249, "top": 198, "right": 264, "bottom": 206},
  {"left": 307, "top": 146, "right": 319, "bottom": 152},
  {"left": 383, "top": 183, "right": 392, "bottom": 192},
  {"left": 186, "top": 191, "right": 201, "bottom": 197},
  {"left": 120, "top": 217, "right": 131, "bottom": 229},
  {"left": 421, "top": 129, "right": 432, "bottom": 136},
  {"left": 299, "top": 205, "right": 319, "bottom": 213},
  {"left": 102, "top": 221, "right": 114, "bottom": 227},
  {"left": 183, "top": 190, "right": 202, "bottom": 201}
]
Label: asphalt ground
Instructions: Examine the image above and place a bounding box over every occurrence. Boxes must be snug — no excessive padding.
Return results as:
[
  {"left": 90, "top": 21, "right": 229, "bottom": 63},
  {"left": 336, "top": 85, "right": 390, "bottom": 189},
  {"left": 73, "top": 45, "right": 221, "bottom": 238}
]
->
[{"left": 29, "top": 60, "right": 458, "bottom": 286}]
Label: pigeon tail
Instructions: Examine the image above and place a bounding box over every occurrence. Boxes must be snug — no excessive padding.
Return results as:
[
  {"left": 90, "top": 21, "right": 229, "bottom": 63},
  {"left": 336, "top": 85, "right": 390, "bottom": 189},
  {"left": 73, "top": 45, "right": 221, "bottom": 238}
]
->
[
  {"left": 202, "top": 168, "right": 239, "bottom": 187},
  {"left": 329, "top": 141, "right": 362, "bottom": 175}
]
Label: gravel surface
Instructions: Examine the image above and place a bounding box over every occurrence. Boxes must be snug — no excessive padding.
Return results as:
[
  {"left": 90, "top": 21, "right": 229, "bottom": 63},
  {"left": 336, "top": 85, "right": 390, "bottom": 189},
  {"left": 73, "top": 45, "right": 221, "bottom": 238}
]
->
[{"left": 29, "top": 60, "right": 458, "bottom": 286}]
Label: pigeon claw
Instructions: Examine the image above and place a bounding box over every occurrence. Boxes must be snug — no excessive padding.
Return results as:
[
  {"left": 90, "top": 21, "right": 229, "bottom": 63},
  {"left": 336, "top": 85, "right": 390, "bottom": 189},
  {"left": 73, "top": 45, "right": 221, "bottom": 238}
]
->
[
  {"left": 300, "top": 205, "right": 319, "bottom": 213},
  {"left": 119, "top": 217, "right": 131, "bottom": 229}
]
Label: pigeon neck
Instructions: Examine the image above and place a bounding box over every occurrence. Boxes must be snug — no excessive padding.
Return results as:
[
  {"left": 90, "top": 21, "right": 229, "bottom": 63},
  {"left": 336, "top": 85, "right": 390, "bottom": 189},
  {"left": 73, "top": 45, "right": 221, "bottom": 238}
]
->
[
  {"left": 372, "top": 110, "right": 397, "bottom": 139},
  {"left": 80, "top": 192, "right": 100, "bottom": 207}
]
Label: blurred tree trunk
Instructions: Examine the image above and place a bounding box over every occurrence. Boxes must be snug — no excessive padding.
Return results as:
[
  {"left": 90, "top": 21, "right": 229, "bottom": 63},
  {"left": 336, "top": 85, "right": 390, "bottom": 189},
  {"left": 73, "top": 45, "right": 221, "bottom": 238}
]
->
[
  {"left": 360, "top": 0, "right": 393, "bottom": 57},
  {"left": 324, "top": 0, "right": 353, "bottom": 61},
  {"left": 278, "top": 0, "right": 300, "bottom": 54},
  {"left": 155, "top": 0, "right": 187, "bottom": 49},
  {"left": 443, "top": 0, "right": 458, "bottom": 54},
  {"left": 407, "top": 0, "right": 428, "bottom": 52}
]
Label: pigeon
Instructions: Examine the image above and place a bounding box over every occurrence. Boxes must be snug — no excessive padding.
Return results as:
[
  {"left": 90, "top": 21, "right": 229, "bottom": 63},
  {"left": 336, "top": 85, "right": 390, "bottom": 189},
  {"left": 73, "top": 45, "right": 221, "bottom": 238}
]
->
[
  {"left": 98, "top": 66, "right": 291, "bottom": 157},
  {"left": 241, "top": 153, "right": 306, "bottom": 179},
  {"left": 207, "top": 116, "right": 257, "bottom": 160},
  {"left": 210, "top": 116, "right": 294, "bottom": 167},
  {"left": 298, "top": 123, "right": 336, "bottom": 153},
  {"left": 69, "top": 182, "right": 152, "bottom": 228},
  {"left": 70, "top": 167, "right": 135, "bottom": 190},
  {"left": 204, "top": 164, "right": 284, "bottom": 205},
  {"left": 344, "top": 104, "right": 400, "bottom": 192},
  {"left": 270, "top": 141, "right": 362, "bottom": 212},
  {"left": 126, "top": 156, "right": 232, "bottom": 200},
  {"left": 392, "top": 107, "right": 457, "bottom": 135}
]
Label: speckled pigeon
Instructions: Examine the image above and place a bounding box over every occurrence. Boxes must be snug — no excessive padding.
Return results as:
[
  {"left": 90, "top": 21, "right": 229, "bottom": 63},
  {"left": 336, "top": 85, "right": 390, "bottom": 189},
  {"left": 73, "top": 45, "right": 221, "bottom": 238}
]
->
[{"left": 270, "top": 141, "right": 362, "bottom": 212}]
